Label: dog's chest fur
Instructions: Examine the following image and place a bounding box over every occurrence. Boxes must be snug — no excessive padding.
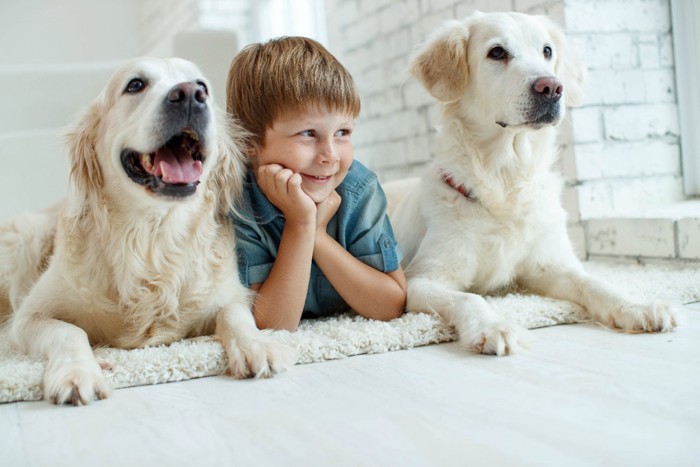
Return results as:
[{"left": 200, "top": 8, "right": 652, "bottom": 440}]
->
[
  {"left": 57, "top": 199, "right": 237, "bottom": 348},
  {"left": 423, "top": 130, "right": 566, "bottom": 293}
]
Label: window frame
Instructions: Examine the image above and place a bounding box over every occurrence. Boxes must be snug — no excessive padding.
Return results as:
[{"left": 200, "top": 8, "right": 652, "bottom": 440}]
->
[{"left": 671, "top": 0, "right": 700, "bottom": 196}]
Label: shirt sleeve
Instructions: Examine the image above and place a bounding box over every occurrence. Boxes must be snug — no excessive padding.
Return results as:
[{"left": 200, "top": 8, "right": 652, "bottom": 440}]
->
[
  {"left": 340, "top": 173, "right": 403, "bottom": 273},
  {"left": 233, "top": 218, "right": 275, "bottom": 287}
]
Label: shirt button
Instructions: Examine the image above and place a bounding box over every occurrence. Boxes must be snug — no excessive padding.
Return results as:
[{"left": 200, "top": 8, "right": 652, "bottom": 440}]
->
[{"left": 383, "top": 238, "right": 392, "bottom": 247}]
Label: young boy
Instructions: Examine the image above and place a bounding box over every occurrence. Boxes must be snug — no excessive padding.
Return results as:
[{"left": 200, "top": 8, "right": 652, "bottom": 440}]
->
[{"left": 226, "top": 36, "right": 406, "bottom": 331}]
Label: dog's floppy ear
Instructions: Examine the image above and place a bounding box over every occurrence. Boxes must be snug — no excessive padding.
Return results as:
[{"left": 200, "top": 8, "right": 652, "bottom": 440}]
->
[
  {"left": 543, "top": 16, "right": 587, "bottom": 107},
  {"left": 410, "top": 20, "right": 470, "bottom": 102},
  {"left": 211, "top": 109, "right": 249, "bottom": 215},
  {"left": 65, "top": 97, "right": 104, "bottom": 210}
]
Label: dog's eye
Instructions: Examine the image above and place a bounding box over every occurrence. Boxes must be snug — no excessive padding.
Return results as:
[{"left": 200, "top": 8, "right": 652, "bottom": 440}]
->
[
  {"left": 125, "top": 78, "right": 145, "bottom": 94},
  {"left": 487, "top": 46, "right": 508, "bottom": 61},
  {"left": 196, "top": 80, "right": 208, "bottom": 95},
  {"left": 543, "top": 45, "right": 553, "bottom": 60}
]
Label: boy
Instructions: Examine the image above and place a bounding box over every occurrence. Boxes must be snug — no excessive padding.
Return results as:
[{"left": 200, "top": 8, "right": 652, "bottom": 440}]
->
[{"left": 227, "top": 36, "right": 406, "bottom": 331}]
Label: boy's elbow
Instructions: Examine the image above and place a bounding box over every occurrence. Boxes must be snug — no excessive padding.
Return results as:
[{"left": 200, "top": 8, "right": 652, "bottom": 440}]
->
[
  {"left": 268, "top": 321, "right": 299, "bottom": 332},
  {"left": 255, "top": 314, "right": 299, "bottom": 332},
  {"left": 380, "top": 303, "right": 406, "bottom": 321}
]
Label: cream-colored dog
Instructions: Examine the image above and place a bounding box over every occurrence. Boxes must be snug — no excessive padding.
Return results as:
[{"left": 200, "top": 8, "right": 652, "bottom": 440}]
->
[
  {"left": 385, "top": 12, "right": 677, "bottom": 355},
  {"left": 0, "top": 57, "right": 297, "bottom": 404}
]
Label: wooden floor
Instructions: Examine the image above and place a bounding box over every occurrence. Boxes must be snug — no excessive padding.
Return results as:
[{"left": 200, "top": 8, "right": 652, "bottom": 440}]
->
[{"left": 2, "top": 303, "right": 699, "bottom": 467}]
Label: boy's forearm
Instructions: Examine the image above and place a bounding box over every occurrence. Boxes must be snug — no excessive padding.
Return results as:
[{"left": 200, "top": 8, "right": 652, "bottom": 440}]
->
[
  {"left": 253, "top": 223, "right": 315, "bottom": 331},
  {"left": 312, "top": 233, "right": 407, "bottom": 321}
]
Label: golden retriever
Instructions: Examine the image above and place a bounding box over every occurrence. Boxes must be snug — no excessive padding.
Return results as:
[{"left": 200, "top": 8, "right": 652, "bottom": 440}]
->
[
  {"left": 0, "top": 57, "right": 297, "bottom": 404},
  {"left": 384, "top": 12, "right": 677, "bottom": 355}
]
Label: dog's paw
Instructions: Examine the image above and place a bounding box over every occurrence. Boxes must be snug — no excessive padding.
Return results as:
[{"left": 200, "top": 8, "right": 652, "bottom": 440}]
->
[
  {"left": 463, "top": 320, "right": 526, "bottom": 356},
  {"left": 607, "top": 301, "right": 678, "bottom": 333},
  {"left": 224, "top": 336, "right": 298, "bottom": 379},
  {"left": 43, "top": 357, "right": 111, "bottom": 405}
]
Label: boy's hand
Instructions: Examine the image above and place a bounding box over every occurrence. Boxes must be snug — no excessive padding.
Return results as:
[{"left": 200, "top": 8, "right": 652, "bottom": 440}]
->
[
  {"left": 315, "top": 190, "right": 341, "bottom": 233},
  {"left": 257, "top": 164, "right": 316, "bottom": 226}
]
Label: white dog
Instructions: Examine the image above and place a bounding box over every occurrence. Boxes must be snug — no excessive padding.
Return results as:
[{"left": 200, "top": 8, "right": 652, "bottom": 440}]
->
[
  {"left": 0, "top": 57, "right": 297, "bottom": 404},
  {"left": 385, "top": 12, "right": 677, "bottom": 356}
]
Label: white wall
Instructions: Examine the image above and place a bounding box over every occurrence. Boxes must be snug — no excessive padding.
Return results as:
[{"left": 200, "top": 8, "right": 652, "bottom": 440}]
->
[
  {"left": 0, "top": 0, "right": 247, "bottom": 221},
  {"left": 0, "top": 0, "right": 691, "bottom": 258},
  {"left": 565, "top": 0, "right": 683, "bottom": 219},
  {"left": 0, "top": 0, "right": 141, "bottom": 64}
]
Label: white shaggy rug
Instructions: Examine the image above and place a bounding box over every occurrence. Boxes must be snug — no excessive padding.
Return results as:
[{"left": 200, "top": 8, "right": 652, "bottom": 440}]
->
[{"left": 1, "top": 259, "right": 698, "bottom": 403}]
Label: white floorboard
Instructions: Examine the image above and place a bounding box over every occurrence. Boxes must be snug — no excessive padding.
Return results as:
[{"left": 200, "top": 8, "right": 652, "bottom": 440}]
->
[{"left": 2, "top": 304, "right": 699, "bottom": 467}]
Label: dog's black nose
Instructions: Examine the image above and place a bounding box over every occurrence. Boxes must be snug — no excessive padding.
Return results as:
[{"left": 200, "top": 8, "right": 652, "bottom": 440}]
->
[
  {"left": 532, "top": 76, "right": 563, "bottom": 100},
  {"left": 166, "top": 82, "right": 208, "bottom": 107}
]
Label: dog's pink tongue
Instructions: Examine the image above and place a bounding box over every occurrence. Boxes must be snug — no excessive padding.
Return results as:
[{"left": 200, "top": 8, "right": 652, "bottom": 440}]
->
[{"left": 153, "top": 146, "right": 202, "bottom": 184}]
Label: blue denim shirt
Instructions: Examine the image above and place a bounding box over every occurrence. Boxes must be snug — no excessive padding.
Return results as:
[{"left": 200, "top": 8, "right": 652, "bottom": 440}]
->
[{"left": 233, "top": 160, "right": 402, "bottom": 317}]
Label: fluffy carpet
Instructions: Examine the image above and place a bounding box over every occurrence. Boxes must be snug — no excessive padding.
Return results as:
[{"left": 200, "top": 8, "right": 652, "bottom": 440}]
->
[{"left": 1, "top": 259, "right": 698, "bottom": 403}]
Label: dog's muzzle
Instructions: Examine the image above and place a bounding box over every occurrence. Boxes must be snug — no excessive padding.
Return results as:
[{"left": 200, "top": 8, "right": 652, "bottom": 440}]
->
[
  {"left": 527, "top": 76, "right": 563, "bottom": 126},
  {"left": 121, "top": 81, "right": 211, "bottom": 198}
]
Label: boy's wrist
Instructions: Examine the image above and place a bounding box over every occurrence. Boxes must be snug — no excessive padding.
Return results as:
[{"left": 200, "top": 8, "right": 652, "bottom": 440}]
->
[
  {"left": 312, "top": 229, "right": 334, "bottom": 254},
  {"left": 285, "top": 218, "right": 317, "bottom": 235}
]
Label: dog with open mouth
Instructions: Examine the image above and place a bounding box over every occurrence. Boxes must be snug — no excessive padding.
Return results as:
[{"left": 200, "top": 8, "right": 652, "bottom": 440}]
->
[{"left": 0, "top": 57, "right": 297, "bottom": 405}]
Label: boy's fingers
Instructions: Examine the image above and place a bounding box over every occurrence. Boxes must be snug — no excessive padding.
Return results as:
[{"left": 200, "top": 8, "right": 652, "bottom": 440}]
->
[
  {"left": 274, "top": 168, "right": 293, "bottom": 182},
  {"left": 258, "top": 163, "right": 281, "bottom": 180},
  {"left": 274, "top": 169, "right": 294, "bottom": 195},
  {"left": 288, "top": 173, "right": 302, "bottom": 188},
  {"left": 258, "top": 165, "right": 292, "bottom": 198},
  {"left": 288, "top": 174, "right": 310, "bottom": 203},
  {"left": 257, "top": 165, "right": 277, "bottom": 191}
]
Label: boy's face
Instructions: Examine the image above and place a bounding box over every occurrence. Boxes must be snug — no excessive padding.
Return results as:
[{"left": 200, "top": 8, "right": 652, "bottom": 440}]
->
[{"left": 253, "top": 105, "right": 355, "bottom": 204}]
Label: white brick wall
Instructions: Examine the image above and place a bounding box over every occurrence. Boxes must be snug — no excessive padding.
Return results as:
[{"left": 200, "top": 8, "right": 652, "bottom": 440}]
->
[
  {"left": 565, "top": 0, "right": 684, "bottom": 219},
  {"left": 327, "top": 0, "right": 694, "bottom": 261}
]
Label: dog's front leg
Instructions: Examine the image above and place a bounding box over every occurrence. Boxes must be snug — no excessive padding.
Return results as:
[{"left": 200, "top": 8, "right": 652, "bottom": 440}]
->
[
  {"left": 521, "top": 264, "right": 677, "bottom": 333},
  {"left": 408, "top": 277, "right": 525, "bottom": 355},
  {"left": 11, "top": 291, "right": 110, "bottom": 405},
  {"left": 216, "top": 300, "right": 298, "bottom": 378}
]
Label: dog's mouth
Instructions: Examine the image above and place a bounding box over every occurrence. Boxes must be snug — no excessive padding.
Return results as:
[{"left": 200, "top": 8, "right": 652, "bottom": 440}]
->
[
  {"left": 120, "top": 129, "right": 204, "bottom": 198},
  {"left": 496, "top": 112, "right": 560, "bottom": 129},
  {"left": 496, "top": 100, "right": 562, "bottom": 130},
  {"left": 527, "top": 103, "right": 561, "bottom": 127}
]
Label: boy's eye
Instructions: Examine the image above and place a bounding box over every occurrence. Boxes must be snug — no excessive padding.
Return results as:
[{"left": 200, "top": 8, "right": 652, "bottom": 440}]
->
[
  {"left": 298, "top": 130, "right": 315, "bottom": 137},
  {"left": 335, "top": 129, "right": 352, "bottom": 137}
]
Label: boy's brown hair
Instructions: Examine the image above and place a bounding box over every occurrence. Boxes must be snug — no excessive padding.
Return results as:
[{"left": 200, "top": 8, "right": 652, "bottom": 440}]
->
[{"left": 226, "top": 36, "right": 361, "bottom": 150}]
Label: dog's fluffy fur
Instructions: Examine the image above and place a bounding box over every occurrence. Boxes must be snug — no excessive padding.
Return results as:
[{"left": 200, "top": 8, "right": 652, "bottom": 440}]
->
[
  {"left": 384, "top": 12, "right": 677, "bottom": 355},
  {"left": 0, "top": 57, "right": 296, "bottom": 404}
]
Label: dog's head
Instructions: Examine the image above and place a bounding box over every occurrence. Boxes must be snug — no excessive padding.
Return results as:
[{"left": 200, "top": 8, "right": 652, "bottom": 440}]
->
[
  {"left": 66, "top": 57, "right": 245, "bottom": 212},
  {"left": 410, "top": 11, "right": 586, "bottom": 130}
]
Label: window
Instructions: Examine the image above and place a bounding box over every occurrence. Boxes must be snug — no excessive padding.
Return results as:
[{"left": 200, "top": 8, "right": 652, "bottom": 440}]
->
[
  {"left": 253, "top": 0, "right": 327, "bottom": 44},
  {"left": 671, "top": 0, "right": 700, "bottom": 196}
]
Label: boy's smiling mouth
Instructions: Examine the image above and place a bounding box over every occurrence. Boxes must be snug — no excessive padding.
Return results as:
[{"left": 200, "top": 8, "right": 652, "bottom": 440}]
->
[{"left": 301, "top": 173, "right": 333, "bottom": 183}]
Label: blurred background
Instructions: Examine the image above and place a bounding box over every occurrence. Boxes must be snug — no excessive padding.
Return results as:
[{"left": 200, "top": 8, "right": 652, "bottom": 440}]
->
[{"left": 0, "top": 0, "right": 698, "bottom": 262}]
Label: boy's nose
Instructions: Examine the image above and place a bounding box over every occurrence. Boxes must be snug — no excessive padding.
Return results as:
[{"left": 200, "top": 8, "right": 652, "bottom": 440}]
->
[{"left": 317, "top": 141, "right": 339, "bottom": 163}]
